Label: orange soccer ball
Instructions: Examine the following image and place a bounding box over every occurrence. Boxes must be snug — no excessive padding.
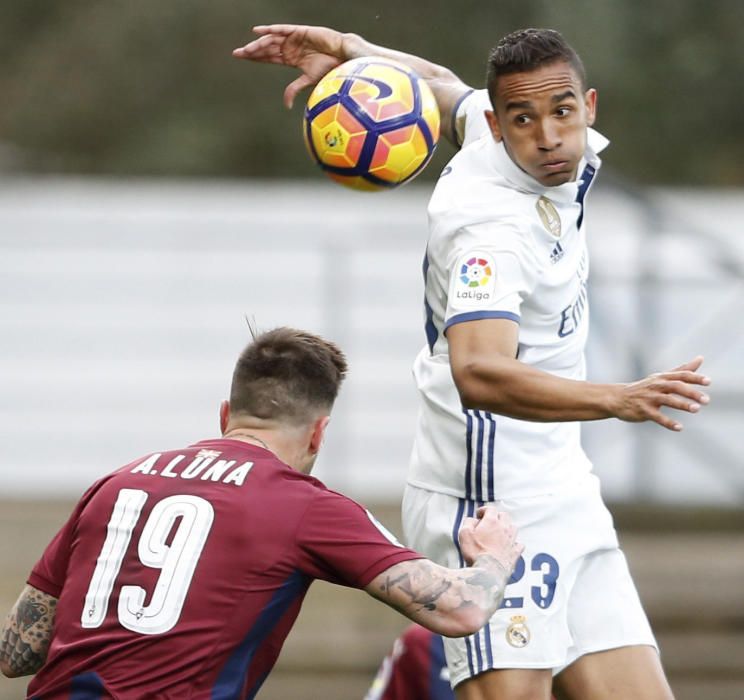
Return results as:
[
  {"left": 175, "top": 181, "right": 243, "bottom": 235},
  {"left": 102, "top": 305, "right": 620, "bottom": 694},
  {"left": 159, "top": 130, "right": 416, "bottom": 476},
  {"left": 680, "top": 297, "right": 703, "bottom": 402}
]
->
[{"left": 303, "top": 57, "right": 441, "bottom": 191}]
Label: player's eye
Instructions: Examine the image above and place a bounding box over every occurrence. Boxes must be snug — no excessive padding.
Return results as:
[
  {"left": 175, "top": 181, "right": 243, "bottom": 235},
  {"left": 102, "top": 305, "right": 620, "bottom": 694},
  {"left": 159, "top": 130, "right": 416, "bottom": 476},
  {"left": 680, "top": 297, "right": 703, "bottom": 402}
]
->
[
  {"left": 515, "top": 114, "right": 530, "bottom": 125},
  {"left": 555, "top": 106, "right": 572, "bottom": 117}
]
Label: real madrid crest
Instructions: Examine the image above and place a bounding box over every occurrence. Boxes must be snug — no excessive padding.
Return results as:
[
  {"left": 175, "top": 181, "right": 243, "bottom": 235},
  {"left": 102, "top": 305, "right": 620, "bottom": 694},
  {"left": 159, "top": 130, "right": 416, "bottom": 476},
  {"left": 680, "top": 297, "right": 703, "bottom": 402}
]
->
[
  {"left": 505, "top": 615, "right": 531, "bottom": 648},
  {"left": 536, "top": 196, "right": 561, "bottom": 238}
]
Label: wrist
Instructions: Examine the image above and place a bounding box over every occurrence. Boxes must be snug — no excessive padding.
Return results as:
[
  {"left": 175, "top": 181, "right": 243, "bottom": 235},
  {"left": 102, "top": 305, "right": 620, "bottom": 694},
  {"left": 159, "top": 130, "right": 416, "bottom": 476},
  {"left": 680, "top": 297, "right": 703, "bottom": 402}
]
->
[
  {"left": 602, "top": 383, "right": 625, "bottom": 419},
  {"left": 340, "top": 32, "right": 369, "bottom": 60},
  {"left": 472, "top": 553, "right": 510, "bottom": 583}
]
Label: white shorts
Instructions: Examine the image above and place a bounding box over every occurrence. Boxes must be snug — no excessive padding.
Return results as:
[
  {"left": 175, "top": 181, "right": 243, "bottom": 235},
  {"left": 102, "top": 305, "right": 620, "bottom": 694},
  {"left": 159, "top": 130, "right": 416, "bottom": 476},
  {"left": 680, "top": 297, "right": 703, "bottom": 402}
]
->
[{"left": 402, "top": 474, "right": 657, "bottom": 688}]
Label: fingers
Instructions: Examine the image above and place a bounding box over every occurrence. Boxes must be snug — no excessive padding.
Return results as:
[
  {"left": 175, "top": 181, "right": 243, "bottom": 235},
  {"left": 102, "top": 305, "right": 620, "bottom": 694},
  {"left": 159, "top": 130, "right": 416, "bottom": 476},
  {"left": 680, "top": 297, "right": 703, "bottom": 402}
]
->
[
  {"left": 509, "top": 541, "right": 526, "bottom": 569},
  {"left": 645, "top": 395, "right": 698, "bottom": 431},
  {"left": 460, "top": 509, "right": 516, "bottom": 539},
  {"left": 456, "top": 517, "right": 478, "bottom": 552},
  {"left": 648, "top": 410, "right": 683, "bottom": 432},
  {"left": 670, "top": 355, "right": 704, "bottom": 373},
  {"left": 284, "top": 74, "right": 315, "bottom": 109},
  {"left": 656, "top": 370, "right": 711, "bottom": 388},
  {"left": 660, "top": 379, "right": 710, "bottom": 405},
  {"left": 233, "top": 34, "right": 286, "bottom": 62},
  {"left": 476, "top": 506, "right": 514, "bottom": 526},
  {"left": 459, "top": 509, "right": 523, "bottom": 572},
  {"left": 252, "top": 24, "right": 306, "bottom": 37}
]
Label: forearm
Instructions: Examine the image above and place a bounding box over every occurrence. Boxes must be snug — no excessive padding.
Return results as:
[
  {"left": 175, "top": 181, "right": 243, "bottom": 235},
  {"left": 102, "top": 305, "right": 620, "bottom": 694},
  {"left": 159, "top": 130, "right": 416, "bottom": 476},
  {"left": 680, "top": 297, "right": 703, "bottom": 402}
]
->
[
  {"left": 369, "top": 555, "right": 510, "bottom": 637},
  {"left": 238, "top": 25, "right": 472, "bottom": 144},
  {"left": 456, "top": 354, "right": 619, "bottom": 422},
  {"left": 341, "top": 33, "right": 469, "bottom": 146},
  {"left": 0, "top": 585, "right": 56, "bottom": 678},
  {"left": 343, "top": 33, "right": 456, "bottom": 85}
]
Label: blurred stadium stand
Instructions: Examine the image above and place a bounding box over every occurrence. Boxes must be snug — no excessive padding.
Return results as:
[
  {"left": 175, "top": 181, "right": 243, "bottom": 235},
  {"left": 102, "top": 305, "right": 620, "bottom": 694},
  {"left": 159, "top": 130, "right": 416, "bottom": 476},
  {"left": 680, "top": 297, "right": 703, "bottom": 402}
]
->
[
  {"left": 0, "top": 177, "right": 742, "bottom": 699},
  {"left": 1, "top": 176, "right": 742, "bottom": 503}
]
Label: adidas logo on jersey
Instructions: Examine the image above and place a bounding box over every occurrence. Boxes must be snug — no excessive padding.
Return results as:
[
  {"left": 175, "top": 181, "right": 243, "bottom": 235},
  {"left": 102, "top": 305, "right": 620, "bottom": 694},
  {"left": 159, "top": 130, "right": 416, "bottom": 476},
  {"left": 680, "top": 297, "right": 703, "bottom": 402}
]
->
[{"left": 550, "top": 241, "right": 565, "bottom": 264}]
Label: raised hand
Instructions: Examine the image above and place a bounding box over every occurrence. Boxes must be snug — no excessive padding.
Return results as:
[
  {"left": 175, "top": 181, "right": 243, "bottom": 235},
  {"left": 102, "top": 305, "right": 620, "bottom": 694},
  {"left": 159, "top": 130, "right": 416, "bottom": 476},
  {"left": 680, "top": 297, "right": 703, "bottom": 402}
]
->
[
  {"left": 613, "top": 355, "right": 711, "bottom": 431},
  {"left": 233, "top": 25, "right": 361, "bottom": 108}
]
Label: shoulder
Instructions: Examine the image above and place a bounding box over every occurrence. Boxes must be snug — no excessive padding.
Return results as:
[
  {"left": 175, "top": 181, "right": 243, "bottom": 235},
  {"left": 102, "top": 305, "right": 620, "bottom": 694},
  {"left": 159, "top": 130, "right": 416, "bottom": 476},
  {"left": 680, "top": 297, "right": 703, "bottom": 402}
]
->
[
  {"left": 453, "top": 89, "right": 492, "bottom": 148},
  {"left": 302, "top": 482, "right": 366, "bottom": 514},
  {"left": 428, "top": 175, "right": 543, "bottom": 266},
  {"left": 429, "top": 149, "right": 509, "bottom": 229}
]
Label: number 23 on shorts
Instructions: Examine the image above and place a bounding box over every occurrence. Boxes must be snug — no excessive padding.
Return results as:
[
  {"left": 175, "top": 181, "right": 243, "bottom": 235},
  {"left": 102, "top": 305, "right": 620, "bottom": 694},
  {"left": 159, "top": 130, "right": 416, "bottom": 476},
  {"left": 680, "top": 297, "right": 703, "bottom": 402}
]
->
[{"left": 499, "top": 552, "right": 560, "bottom": 611}]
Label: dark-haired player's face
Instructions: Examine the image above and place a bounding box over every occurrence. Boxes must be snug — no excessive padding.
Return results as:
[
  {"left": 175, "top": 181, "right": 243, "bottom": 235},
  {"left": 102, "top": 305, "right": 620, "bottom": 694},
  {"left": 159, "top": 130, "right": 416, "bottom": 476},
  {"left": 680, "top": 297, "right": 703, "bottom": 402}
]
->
[{"left": 486, "top": 60, "right": 597, "bottom": 187}]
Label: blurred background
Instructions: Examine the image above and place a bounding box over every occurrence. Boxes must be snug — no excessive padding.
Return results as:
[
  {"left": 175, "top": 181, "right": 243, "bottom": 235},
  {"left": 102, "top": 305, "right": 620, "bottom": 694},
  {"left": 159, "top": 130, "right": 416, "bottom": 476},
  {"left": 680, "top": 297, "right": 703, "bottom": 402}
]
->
[{"left": 1, "top": 1, "right": 742, "bottom": 698}]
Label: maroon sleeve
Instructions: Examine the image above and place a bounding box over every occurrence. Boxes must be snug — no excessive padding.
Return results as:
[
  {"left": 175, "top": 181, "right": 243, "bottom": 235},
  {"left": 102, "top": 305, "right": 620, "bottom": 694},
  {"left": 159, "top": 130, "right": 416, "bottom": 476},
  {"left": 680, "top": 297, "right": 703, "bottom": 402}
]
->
[
  {"left": 27, "top": 480, "right": 105, "bottom": 597},
  {"left": 296, "top": 491, "right": 423, "bottom": 588},
  {"left": 27, "top": 510, "right": 79, "bottom": 597}
]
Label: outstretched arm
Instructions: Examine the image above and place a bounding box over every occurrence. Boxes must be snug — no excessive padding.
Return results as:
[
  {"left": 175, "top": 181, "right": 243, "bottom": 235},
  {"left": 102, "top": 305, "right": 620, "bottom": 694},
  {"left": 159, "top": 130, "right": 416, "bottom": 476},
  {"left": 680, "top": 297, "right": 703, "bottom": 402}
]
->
[
  {"left": 0, "top": 585, "right": 57, "bottom": 678},
  {"left": 448, "top": 318, "right": 711, "bottom": 431},
  {"left": 366, "top": 507, "right": 522, "bottom": 637},
  {"left": 233, "top": 24, "right": 471, "bottom": 147}
]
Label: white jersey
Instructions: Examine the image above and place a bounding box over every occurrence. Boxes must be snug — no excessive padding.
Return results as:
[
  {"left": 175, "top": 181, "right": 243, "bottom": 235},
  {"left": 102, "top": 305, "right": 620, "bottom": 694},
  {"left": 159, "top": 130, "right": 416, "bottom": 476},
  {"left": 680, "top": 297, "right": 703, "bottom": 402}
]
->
[{"left": 408, "top": 89, "right": 609, "bottom": 500}]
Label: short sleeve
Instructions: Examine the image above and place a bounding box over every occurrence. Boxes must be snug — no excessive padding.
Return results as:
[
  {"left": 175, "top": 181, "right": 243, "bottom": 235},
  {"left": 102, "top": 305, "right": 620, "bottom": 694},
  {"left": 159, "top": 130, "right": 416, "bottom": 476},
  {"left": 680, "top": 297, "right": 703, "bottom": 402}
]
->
[
  {"left": 28, "top": 505, "right": 82, "bottom": 597},
  {"left": 296, "top": 492, "right": 423, "bottom": 589},
  {"left": 453, "top": 89, "right": 492, "bottom": 149},
  {"left": 27, "top": 480, "right": 104, "bottom": 597},
  {"left": 443, "top": 223, "right": 542, "bottom": 332}
]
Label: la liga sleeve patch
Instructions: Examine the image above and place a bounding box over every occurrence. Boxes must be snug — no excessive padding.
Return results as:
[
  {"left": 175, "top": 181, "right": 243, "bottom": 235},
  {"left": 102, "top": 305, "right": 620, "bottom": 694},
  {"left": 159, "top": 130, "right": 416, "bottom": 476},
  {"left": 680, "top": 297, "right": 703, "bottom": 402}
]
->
[{"left": 449, "top": 250, "right": 499, "bottom": 309}]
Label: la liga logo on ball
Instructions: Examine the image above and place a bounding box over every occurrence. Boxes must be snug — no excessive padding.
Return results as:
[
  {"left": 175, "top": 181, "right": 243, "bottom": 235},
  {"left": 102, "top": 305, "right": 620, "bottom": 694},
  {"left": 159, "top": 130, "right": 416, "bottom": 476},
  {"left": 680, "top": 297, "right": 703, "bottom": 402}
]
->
[{"left": 303, "top": 57, "right": 440, "bottom": 191}]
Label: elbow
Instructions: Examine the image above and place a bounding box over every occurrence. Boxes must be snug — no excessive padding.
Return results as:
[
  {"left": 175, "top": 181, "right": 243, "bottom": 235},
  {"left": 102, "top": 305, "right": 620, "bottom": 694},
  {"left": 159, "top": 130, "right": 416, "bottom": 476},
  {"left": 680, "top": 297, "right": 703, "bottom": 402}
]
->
[
  {"left": 457, "top": 381, "right": 484, "bottom": 411},
  {"left": 1, "top": 660, "right": 20, "bottom": 679},
  {"left": 453, "top": 362, "right": 505, "bottom": 412},
  {"left": 430, "top": 64, "right": 459, "bottom": 86},
  {"left": 452, "top": 361, "right": 480, "bottom": 408}
]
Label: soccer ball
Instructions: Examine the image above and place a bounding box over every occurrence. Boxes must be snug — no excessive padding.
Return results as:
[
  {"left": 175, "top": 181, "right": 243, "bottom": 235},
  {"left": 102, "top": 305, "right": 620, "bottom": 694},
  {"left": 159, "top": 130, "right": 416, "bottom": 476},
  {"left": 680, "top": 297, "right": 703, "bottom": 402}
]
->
[{"left": 303, "top": 57, "right": 440, "bottom": 191}]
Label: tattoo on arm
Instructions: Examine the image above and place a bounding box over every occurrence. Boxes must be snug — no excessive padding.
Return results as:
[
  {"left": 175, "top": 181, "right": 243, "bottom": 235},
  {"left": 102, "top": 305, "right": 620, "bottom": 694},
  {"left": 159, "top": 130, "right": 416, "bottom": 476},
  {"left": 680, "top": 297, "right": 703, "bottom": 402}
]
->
[
  {"left": 1, "top": 586, "right": 58, "bottom": 677},
  {"left": 380, "top": 569, "right": 452, "bottom": 611},
  {"left": 376, "top": 555, "right": 509, "bottom": 621}
]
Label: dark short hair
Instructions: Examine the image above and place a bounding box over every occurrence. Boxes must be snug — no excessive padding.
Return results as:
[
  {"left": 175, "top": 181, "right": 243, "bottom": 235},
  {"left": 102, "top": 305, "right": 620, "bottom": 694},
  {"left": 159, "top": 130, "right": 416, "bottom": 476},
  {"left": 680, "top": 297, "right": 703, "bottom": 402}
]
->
[
  {"left": 486, "top": 28, "right": 586, "bottom": 106},
  {"left": 229, "top": 327, "right": 348, "bottom": 425}
]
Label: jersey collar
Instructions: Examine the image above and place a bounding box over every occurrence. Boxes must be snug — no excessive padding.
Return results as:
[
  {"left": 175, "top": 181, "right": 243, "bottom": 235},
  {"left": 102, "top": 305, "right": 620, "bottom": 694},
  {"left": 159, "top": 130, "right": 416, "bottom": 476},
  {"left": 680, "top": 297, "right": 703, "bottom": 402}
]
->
[{"left": 489, "top": 128, "right": 608, "bottom": 203}]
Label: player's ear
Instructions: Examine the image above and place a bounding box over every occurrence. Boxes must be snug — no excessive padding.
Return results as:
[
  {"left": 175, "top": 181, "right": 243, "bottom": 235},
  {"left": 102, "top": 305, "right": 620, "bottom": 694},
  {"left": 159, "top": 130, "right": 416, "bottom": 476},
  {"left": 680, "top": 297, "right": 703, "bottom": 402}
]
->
[
  {"left": 584, "top": 88, "right": 597, "bottom": 127},
  {"left": 309, "top": 416, "right": 331, "bottom": 455},
  {"left": 484, "top": 110, "right": 502, "bottom": 142},
  {"left": 219, "top": 400, "right": 230, "bottom": 435}
]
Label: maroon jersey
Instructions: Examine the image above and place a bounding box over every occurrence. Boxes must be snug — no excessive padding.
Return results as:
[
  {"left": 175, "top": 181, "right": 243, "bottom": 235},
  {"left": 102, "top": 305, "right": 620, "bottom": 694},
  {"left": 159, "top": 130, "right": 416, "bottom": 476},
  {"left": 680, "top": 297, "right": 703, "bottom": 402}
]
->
[
  {"left": 27, "top": 439, "right": 421, "bottom": 699},
  {"left": 366, "top": 624, "right": 452, "bottom": 700}
]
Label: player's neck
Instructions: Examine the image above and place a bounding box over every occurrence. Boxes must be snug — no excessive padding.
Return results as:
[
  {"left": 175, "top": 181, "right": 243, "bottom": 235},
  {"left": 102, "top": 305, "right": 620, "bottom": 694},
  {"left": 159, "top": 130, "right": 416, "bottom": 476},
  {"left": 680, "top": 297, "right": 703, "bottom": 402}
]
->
[
  {"left": 223, "top": 429, "right": 273, "bottom": 453},
  {"left": 222, "top": 426, "right": 313, "bottom": 475}
]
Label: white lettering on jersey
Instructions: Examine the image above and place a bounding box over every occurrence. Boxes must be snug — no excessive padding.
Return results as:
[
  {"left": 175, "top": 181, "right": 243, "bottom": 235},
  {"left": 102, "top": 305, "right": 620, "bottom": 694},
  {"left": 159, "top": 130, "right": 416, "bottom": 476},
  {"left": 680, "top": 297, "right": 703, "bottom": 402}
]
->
[
  {"left": 222, "top": 461, "right": 254, "bottom": 486},
  {"left": 161, "top": 455, "right": 185, "bottom": 478},
  {"left": 180, "top": 450, "right": 222, "bottom": 479},
  {"left": 200, "top": 460, "right": 237, "bottom": 482},
  {"left": 129, "top": 453, "right": 253, "bottom": 486},
  {"left": 131, "top": 454, "right": 160, "bottom": 475}
]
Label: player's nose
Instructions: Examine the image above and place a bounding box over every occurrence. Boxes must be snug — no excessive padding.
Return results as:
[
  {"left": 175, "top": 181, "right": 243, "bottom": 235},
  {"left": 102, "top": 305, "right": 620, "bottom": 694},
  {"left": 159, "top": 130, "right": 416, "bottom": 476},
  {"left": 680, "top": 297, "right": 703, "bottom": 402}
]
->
[{"left": 536, "top": 119, "right": 562, "bottom": 150}]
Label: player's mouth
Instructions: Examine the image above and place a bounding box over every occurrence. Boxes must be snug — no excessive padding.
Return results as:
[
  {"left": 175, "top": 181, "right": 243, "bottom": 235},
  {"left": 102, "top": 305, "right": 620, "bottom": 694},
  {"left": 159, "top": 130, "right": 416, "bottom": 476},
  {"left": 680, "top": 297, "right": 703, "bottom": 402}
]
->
[{"left": 541, "top": 160, "right": 570, "bottom": 172}]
